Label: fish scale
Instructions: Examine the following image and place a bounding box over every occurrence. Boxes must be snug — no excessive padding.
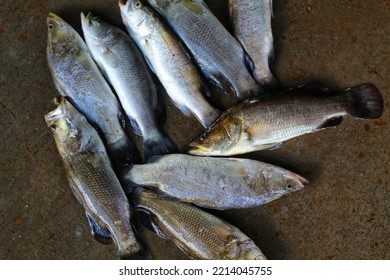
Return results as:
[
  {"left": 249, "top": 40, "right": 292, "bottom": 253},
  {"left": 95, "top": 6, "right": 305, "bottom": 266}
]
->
[
  {"left": 189, "top": 83, "right": 383, "bottom": 156},
  {"left": 146, "top": 0, "right": 262, "bottom": 109},
  {"left": 46, "top": 13, "right": 139, "bottom": 166},
  {"left": 125, "top": 154, "right": 307, "bottom": 209},
  {"left": 45, "top": 98, "right": 143, "bottom": 259},
  {"left": 229, "top": 0, "right": 277, "bottom": 86},
  {"left": 120, "top": 0, "right": 220, "bottom": 128},
  {"left": 133, "top": 190, "right": 267, "bottom": 259},
  {"left": 81, "top": 13, "right": 176, "bottom": 160}
]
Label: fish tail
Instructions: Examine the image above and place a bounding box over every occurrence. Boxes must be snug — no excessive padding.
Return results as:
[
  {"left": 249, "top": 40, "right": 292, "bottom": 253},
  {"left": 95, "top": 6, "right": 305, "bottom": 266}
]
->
[
  {"left": 109, "top": 136, "right": 141, "bottom": 169},
  {"left": 345, "top": 83, "right": 384, "bottom": 119},
  {"left": 143, "top": 134, "right": 177, "bottom": 161}
]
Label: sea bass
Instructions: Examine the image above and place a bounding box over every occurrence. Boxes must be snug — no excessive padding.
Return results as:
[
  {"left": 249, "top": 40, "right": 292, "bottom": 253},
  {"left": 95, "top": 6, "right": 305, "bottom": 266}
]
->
[
  {"left": 229, "top": 0, "right": 278, "bottom": 87},
  {"left": 44, "top": 98, "right": 143, "bottom": 259},
  {"left": 124, "top": 154, "right": 307, "bottom": 209},
  {"left": 119, "top": 0, "right": 220, "bottom": 128},
  {"left": 133, "top": 189, "right": 267, "bottom": 260},
  {"left": 189, "top": 83, "right": 384, "bottom": 156},
  {"left": 146, "top": 0, "right": 262, "bottom": 109},
  {"left": 81, "top": 12, "right": 176, "bottom": 160},
  {"left": 46, "top": 13, "right": 139, "bottom": 167}
]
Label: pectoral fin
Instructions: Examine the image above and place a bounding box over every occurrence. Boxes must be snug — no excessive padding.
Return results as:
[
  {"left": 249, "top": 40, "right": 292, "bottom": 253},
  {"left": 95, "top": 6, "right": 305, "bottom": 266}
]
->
[
  {"left": 101, "top": 47, "right": 118, "bottom": 68},
  {"left": 245, "top": 123, "right": 268, "bottom": 140},
  {"left": 86, "top": 212, "right": 113, "bottom": 245}
]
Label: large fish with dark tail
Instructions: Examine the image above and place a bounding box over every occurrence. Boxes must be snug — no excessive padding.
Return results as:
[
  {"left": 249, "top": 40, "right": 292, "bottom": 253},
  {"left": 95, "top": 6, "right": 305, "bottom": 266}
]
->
[
  {"left": 229, "top": 0, "right": 279, "bottom": 87},
  {"left": 119, "top": 0, "right": 220, "bottom": 128},
  {"left": 189, "top": 83, "right": 384, "bottom": 156},
  {"left": 46, "top": 13, "right": 139, "bottom": 167},
  {"left": 81, "top": 12, "right": 176, "bottom": 160},
  {"left": 124, "top": 154, "right": 307, "bottom": 209},
  {"left": 145, "top": 0, "right": 262, "bottom": 110},
  {"left": 133, "top": 189, "right": 267, "bottom": 260},
  {"left": 44, "top": 98, "right": 145, "bottom": 259}
]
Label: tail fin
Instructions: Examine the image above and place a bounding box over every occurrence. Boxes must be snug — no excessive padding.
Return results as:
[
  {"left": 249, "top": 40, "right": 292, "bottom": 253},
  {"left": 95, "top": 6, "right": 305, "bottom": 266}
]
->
[
  {"left": 345, "top": 83, "right": 383, "bottom": 119},
  {"left": 143, "top": 134, "right": 177, "bottom": 161},
  {"left": 109, "top": 136, "right": 141, "bottom": 172}
]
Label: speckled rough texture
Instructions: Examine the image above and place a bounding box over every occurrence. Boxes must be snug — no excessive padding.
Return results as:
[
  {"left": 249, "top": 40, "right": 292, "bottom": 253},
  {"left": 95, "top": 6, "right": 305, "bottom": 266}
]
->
[{"left": 0, "top": 0, "right": 389, "bottom": 260}]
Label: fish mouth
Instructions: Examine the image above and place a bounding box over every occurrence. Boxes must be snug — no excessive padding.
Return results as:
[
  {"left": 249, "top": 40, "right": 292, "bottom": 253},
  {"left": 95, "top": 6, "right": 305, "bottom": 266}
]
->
[
  {"left": 44, "top": 99, "right": 65, "bottom": 128},
  {"left": 188, "top": 145, "right": 212, "bottom": 155},
  {"left": 119, "top": 0, "right": 130, "bottom": 10},
  {"left": 81, "top": 12, "right": 108, "bottom": 40},
  {"left": 294, "top": 174, "right": 309, "bottom": 187},
  {"left": 80, "top": 12, "right": 91, "bottom": 27},
  {"left": 47, "top": 12, "right": 66, "bottom": 26},
  {"left": 47, "top": 12, "right": 64, "bottom": 21}
]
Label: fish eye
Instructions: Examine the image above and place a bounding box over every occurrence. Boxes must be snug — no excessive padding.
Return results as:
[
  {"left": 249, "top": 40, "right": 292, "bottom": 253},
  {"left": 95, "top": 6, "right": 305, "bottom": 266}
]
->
[
  {"left": 48, "top": 23, "right": 55, "bottom": 30},
  {"left": 286, "top": 183, "right": 293, "bottom": 190},
  {"left": 50, "top": 124, "right": 57, "bottom": 132},
  {"left": 199, "top": 135, "right": 205, "bottom": 141},
  {"left": 135, "top": 1, "right": 142, "bottom": 8}
]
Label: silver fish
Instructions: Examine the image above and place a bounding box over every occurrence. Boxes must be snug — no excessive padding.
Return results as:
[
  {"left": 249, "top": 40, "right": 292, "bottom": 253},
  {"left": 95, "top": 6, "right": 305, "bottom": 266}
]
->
[
  {"left": 133, "top": 189, "right": 267, "bottom": 259},
  {"left": 44, "top": 98, "right": 143, "bottom": 259},
  {"left": 46, "top": 13, "right": 139, "bottom": 166},
  {"left": 119, "top": 0, "right": 220, "bottom": 128},
  {"left": 146, "top": 0, "right": 262, "bottom": 109},
  {"left": 229, "top": 0, "right": 278, "bottom": 87},
  {"left": 189, "top": 83, "right": 384, "bottom": 156},
  {"left": 81, "top": 12, "right": 176, "bottom": 160},
  {"left": 124, "top": 154, "right": 307, "bottom": 209}
]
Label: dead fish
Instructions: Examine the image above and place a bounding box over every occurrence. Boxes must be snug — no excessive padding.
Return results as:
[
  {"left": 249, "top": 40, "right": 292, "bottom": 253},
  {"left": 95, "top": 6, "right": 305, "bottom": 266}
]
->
[
  {"left": 189, "top": 83, "right": 384, "bottom": 156},
  {"left": 229, "top": 0, "right": 279, "bottom": 87},
  {"left": 81, "top": 12, "right": 176, "bottom": 160},
  {"left": 46, "top": 13, "right": 139, "bottom": 167},
  {"left": 124, "top": 154, "right": 307, "bottom": 209},
  {"left": 146, "top": 0, "right": 262, "bottom": 109},
  {"left": 119, "top": 0, "right": 221, "bottom": 128},
  {"left": 44, "top": 98, "right": 144, "bottom": 259},
  {"left": 133, "top": 189, "right": 267, "bottom": 259}
]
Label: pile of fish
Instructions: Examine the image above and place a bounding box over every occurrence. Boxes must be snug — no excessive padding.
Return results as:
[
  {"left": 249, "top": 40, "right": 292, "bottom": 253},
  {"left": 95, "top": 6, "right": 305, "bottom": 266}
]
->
[{"left": 44, "top": 0, "right": 384, "bottom": 260}]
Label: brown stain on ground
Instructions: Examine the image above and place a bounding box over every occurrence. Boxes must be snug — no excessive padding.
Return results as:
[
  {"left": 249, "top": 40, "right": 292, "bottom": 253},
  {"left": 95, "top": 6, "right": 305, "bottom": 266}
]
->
[
  {"left": 374, "top": 119, "right": 387, "bottom": 126},
  {"left": 349, "top": 36, "right": 358, "bottom": 44}
]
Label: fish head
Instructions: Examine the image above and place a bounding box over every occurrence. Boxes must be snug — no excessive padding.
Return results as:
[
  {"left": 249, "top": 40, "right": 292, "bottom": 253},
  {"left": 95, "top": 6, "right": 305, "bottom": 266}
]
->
[
  {"left": 265, "top": 168, "right": 308, "bottom": 198},
  {"left": 44, "top": 98, "right": 86, "bottom": 149},
  {"left": 81, "top": 12, "right": 115, "bottom": 46},
  {"left": 222, "top": 239, "right": 267, "bottom": 260},
  {"left": 189, "top": 118, "right": 242, "bottom": 156},
  {"left": 119, "top": 0, "right": 157, "bottom": 38},
  {"left": 47, "top": 13, "right": 79, "bottom": 58}
]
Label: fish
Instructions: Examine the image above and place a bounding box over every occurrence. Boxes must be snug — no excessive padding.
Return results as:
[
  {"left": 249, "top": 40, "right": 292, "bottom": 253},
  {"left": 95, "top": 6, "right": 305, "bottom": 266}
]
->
[
  {"left": 44, "top": 97, "right": 144, "bottom": 259},
  {"left": 229, "top": 0, "right": 279, "bottom": 87},
  {"left": 119, "top": 0, "right": 221, "bottom": 128},
  {"left": 124, "top": 154, "right": 307, "bottom": 209},
  {"left": 145, "top": 0, "right": 262, "bottom": 110},
  {"left": 81, "top": 12, "right": 176, "bottom": 160},
  {"left": 46, "top": 13, "right": 139, "bottom": 167},
  {"left": 133, "top": 189, "right": 267, "bottom": 260},
  {"left": 189, "top": 83, "right": 384, "bottom": 156}
]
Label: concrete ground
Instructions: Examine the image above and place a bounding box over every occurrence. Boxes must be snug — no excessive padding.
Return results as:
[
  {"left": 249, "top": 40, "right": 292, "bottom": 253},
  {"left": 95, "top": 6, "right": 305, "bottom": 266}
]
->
[{"left": 0, "top": 0, "right": 389, "bottom": 260}]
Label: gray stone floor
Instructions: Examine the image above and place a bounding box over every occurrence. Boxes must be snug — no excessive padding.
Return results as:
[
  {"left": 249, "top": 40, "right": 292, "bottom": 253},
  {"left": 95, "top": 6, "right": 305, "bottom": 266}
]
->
[{"left": 0, "top": 0, "right": 389, "bottom": 259}]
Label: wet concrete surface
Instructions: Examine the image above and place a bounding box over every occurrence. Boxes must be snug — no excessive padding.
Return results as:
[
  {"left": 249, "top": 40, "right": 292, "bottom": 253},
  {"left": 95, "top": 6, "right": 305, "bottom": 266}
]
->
[{"left": 0, "top": 0, "right": 389, "bottom": 259}]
